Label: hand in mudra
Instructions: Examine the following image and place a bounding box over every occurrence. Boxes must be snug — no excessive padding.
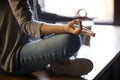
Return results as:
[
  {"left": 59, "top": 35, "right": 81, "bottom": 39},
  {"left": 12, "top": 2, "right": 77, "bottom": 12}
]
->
[{"left": 65, "top": 19, "right": 95, "bottom": 37}]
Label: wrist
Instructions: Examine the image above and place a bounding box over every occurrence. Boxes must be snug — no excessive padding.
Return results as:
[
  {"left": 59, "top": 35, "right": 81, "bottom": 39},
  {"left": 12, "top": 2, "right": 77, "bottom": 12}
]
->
[{"left": 63, "top": 25, "right": 70, "bottom": 33}]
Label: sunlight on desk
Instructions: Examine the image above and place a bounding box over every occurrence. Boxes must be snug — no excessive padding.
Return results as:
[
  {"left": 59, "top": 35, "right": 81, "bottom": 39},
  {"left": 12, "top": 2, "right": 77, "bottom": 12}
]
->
[{"left": 77, "top": 25, "right": 120, "bottom": 80}]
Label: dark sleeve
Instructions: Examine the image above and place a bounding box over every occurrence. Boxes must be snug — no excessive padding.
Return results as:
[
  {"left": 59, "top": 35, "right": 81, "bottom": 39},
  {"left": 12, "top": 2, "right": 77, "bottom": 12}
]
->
[
  {"left": 35, "top": 0, "right": 57, "bottom": 23},
  {"left": 8, "top": 0, "right": 43, "bottom": 38}
]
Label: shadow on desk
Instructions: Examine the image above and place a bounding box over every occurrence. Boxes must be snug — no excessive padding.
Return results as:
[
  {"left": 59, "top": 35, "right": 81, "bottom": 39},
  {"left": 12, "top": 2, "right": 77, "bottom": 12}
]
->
[{"left": 0, "top": 70, "right": 86, "bottom": 80}]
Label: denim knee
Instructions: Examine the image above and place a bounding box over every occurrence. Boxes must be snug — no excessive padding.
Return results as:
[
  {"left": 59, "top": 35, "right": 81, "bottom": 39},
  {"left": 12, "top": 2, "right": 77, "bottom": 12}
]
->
[{"left": 61, "top": 33, "right": 81, "bottom": 56}]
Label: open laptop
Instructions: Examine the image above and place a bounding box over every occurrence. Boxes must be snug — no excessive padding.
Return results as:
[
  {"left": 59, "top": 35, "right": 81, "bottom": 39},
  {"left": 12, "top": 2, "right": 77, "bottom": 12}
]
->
[{"left": 93, "top": 51, "right": 120, "bottom": 80}]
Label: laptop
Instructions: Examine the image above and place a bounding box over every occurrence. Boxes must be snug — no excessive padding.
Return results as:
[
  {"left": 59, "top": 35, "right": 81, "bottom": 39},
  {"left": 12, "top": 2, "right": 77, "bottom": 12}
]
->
[{"left": 93, "top": 51, "right": 120, "bottom": 80}]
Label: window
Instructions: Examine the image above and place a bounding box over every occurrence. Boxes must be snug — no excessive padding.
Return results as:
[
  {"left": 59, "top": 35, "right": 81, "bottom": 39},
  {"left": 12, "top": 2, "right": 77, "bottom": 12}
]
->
[{"left": 39, "top": 0, "right": 114, "bottom": 24}]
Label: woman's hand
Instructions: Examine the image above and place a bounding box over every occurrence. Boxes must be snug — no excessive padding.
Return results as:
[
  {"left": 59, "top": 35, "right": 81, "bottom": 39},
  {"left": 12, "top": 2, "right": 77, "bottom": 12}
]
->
[
  {"left": 64, "top": 19, "right": 82, "bottom": 34},
  {"left": 64, "top": 19, "right": 95, "bottom": 37},
  {"left": 81, "top": 27, "right": 96, "bottom": 37}
]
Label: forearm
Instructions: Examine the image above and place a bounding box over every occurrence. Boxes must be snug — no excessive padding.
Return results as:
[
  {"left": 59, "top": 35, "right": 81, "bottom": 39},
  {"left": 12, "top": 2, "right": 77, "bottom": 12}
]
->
[
  {"left": 56, "top": 15, "right": 94, "bottom": 22},
  {"left": 41, "top": 23, "right": 66, "bottom": 34},
  {"left": 56, "top": 15, "right": 75, "bottom": 22},
  {"left": 38, "top": 11, "right": 74, "bottom": 23},
  {"left": 41, "top": 19, "right": 95, "bottom": 37}
]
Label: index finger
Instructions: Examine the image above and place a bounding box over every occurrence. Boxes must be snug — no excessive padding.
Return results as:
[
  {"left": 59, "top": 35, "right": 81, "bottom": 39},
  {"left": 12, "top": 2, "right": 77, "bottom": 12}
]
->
[
  {"left": 74, "top": 19, "right": 82, "bottom": 30},
  {"left": 81, "top": 27, "right": 96, "bottom": 37}
]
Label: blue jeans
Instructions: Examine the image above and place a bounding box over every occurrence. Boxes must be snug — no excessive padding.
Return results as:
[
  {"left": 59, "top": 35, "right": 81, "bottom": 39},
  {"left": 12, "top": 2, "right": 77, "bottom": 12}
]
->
[{"left": 7, "top": 33, "right": 85, "bottom": 75}]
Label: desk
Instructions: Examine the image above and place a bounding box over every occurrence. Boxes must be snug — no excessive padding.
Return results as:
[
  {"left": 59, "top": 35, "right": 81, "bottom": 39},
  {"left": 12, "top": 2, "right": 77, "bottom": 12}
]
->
[{"left": 77, "top": 25, "right": 120, "bottom": 80}]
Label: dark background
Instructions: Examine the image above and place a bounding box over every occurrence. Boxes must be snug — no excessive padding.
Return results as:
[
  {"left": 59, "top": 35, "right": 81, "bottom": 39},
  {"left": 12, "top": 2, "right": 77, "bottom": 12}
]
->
[{"left": 114, "top": 0, "right": 120, "bottom": 25}]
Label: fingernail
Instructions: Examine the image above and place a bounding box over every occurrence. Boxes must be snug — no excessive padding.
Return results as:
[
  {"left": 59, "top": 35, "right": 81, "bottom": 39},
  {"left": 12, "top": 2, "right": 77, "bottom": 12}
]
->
[{"left": 92, "top": 33, "right": 96, "bottom": 37}]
